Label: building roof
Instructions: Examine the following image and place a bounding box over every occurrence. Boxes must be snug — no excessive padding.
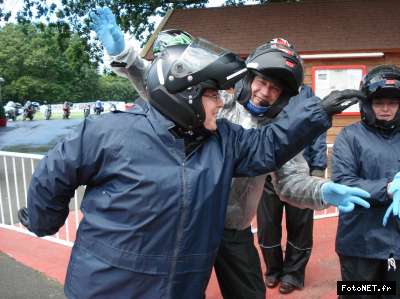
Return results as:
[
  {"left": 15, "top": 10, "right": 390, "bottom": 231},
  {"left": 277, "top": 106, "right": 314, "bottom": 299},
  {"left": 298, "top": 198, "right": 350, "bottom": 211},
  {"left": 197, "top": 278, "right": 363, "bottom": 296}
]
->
[{"left": 143, "top": 0, "right": 400, "bottom": 57}]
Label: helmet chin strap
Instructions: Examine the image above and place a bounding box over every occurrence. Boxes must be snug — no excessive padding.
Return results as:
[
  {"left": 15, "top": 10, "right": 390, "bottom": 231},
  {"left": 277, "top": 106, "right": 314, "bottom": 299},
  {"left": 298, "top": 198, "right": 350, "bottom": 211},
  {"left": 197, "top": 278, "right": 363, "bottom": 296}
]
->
[
  {"left": 244, "top": 94, "right": 290, "bottom": 119},
  {"left": 375, "top": 118, "right": 398, "bottom": 131},
  {"left": 244, "top": 99, "right": 270, "bottom": 117}
]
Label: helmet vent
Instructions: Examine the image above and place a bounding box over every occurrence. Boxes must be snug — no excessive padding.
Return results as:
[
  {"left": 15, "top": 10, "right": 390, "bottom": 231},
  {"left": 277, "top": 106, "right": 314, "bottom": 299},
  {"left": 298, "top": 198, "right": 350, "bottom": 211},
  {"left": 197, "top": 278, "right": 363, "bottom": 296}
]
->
[
  {"left": 286, "top": 60, "right": 295, "bottom": 68},
  {"left": 386, "top": 79, "right": 396, "bottom": 85}
]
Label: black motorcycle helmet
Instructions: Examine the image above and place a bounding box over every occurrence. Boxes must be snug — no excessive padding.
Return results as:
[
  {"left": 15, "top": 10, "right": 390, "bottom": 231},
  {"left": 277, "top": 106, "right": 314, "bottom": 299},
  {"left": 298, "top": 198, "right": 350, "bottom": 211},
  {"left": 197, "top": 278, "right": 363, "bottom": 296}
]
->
[
  {"left": 146, "top": 38, "right": 247, "bottom": 136},
  {"left": 360, "top": 65, "right": 400, "bottom": 131},
  {"left": 234, "top": 38, "right": 304, "bottom": 117}
]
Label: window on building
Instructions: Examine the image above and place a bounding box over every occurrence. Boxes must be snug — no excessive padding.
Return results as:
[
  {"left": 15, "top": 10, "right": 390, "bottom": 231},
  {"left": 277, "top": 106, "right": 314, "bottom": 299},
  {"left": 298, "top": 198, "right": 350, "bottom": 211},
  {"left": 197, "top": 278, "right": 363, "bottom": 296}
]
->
[{"left": 312, "top": 65, "right": 366, "bottom": 115}]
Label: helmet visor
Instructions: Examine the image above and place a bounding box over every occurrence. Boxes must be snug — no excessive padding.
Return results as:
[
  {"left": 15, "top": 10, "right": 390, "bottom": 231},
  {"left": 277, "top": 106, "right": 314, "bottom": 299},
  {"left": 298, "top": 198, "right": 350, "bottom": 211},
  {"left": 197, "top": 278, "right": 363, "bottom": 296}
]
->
[
  {"left": 170, "top": 38, "right": 227, "bottom": 78},
  {"left": 165, "top": 38, "right": 247, "bottom": 93}
]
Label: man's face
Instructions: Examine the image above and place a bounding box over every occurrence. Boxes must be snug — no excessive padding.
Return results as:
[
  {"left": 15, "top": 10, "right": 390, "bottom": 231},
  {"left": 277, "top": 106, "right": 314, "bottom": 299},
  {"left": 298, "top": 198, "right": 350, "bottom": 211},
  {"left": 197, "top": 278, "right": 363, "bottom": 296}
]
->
[
  {"left": 371, "top": 98, "right": 400, "bottom": 121},
  {"left": 202, "top": 89, "right": 224, "bottom": 131},
  {"left": 250, "top": 75, "right": 283, "bottom": 106}
]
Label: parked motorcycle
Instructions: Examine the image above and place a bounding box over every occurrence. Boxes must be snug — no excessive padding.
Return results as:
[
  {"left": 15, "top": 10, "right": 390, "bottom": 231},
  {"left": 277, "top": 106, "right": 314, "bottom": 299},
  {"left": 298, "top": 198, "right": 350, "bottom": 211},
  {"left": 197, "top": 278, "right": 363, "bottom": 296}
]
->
[
  {"left": 4, "top": 101, "right": 22, "bottom": 121},
  {"left": 83, "top": 105, "right": 90, "bottom": 118},
  {"left": 63, "top": 102, "right": 71, "bottom": 119},
  {"left": 5, "top": 108, "right": 17, "bottom": 121},
  {"left": 22, "top": 106, "right": 34, "bottom": 121},
  {"left": 110, "top": 103, "right": 117, "bottom": 112},
  {"left": 44, "top": 104, "right": 52, "bottom": 120},
  {"left": 94, "top": 106, "right": 103, "bottom": 116},
  {"left": 94, "top": 100, "right": 104, "bottom": 116}
]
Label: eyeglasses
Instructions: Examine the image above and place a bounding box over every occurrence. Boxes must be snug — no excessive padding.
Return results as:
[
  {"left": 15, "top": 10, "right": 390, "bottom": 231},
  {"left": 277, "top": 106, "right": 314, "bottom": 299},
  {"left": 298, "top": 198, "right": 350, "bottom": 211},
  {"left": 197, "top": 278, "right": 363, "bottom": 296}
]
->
[{"left": 203, "top": 92, "right": 221, "bottom": 102}]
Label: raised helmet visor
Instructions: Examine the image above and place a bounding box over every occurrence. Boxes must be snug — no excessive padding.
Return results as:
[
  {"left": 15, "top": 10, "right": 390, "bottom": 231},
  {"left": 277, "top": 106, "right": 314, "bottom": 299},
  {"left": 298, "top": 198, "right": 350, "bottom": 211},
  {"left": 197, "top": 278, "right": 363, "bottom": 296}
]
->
[{"left": 161, "top": 38, "right": 247, "bottom": 93}]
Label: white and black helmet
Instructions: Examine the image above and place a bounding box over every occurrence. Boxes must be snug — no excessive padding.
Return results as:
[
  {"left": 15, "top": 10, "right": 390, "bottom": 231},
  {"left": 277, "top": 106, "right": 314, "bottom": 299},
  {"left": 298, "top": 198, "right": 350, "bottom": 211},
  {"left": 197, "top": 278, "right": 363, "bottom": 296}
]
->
[{"left": 146, "top": 38, "right": 247, "bottom": 135}]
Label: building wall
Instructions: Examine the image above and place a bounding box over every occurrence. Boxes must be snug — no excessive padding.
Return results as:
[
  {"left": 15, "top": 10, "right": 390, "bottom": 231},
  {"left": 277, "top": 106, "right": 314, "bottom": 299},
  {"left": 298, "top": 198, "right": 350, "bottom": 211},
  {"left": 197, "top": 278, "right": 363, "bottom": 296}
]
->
[{"left": 302, "top": 53, "right": 400, "bottom": 144}]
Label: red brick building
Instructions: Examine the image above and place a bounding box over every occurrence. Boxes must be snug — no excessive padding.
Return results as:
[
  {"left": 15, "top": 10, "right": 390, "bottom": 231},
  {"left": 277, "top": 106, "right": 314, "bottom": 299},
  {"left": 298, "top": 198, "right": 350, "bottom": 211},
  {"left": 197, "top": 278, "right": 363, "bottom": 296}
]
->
[{"left": 142, "top": 0, "right": 400, "bottom": 143}]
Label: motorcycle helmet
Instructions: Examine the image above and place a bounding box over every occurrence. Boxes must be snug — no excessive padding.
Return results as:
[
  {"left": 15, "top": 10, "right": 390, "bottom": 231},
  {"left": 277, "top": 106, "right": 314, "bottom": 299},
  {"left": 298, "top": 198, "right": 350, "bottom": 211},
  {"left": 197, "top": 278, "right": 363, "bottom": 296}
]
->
[
  {"left": 152, "top": 29, "right": 193, "bottom": 57},
  {"left": 234, "top": 38, "right": 304, "bottom": 117},
  {"left": 146, "top": 38, "right": 247, "bottom": 136},
  {"left": 360, "top": 65, "right": 400, "bottom": 130}
]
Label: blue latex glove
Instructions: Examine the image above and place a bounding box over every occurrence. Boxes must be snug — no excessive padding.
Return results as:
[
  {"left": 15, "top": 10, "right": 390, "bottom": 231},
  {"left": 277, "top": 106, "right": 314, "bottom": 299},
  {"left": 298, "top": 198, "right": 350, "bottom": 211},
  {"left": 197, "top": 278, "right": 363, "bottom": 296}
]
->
[
  {"left": 89, "top": 7, "right": 125, "bottom": 56},
  {"left": 383, "top": 172, "right": 400, "bottom": 226},
  {"left": 321, "top": 182, "right": 370, "bottom": 213}
]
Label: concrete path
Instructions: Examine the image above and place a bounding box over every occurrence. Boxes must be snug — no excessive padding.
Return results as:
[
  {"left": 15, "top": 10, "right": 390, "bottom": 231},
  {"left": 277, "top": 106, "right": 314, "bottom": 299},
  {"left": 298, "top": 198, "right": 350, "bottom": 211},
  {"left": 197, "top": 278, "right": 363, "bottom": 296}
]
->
[
  {"left": 0, "top": 216, "right": 340, "bottom": 299},
  {"left": 0, "top": 251, "right": 65, "bottom": 299}
]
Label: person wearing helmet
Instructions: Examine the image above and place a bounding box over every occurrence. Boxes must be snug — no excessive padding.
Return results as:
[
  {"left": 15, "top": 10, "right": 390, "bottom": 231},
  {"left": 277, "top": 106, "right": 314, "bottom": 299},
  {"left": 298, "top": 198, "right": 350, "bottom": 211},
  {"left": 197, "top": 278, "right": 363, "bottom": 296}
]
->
[
  {"left": 18, "top": 30, "right": 339, "bottom": 299},
  {"left": 90, "top": 8, "right": 371, "bottom": 298},
  {"left": 256, "top": 82, "right": 327, "bottom": 294},
  {"left": 332, "top": 65, "right": 400, "bottom": 298}
]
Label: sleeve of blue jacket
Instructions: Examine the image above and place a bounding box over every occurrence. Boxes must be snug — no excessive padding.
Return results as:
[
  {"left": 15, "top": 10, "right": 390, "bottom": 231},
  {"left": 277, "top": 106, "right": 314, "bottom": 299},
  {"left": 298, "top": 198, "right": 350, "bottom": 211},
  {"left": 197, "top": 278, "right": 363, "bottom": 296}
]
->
[
  {"left": 230, "top": 95, "right": 331, "bottom": 177},
  {"left": 331, "top": 127, "right": 390, "bottom": 205},
  {"left": 297, "top": 85, "right": 327, "bottom": 171},
  {"left": 27, "top": 120, "right": 97, "bottom": 236},
  {"left": 303, "top": 131, "right": 327, "bottom": 171}
]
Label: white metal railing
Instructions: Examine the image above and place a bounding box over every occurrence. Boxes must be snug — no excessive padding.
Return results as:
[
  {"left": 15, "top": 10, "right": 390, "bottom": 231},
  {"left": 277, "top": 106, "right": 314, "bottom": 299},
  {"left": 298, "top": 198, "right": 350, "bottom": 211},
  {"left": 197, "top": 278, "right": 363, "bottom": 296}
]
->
[
  {"left": 0, "top": 147, "right": 338, "bottom": 248},
  {"left": 313, "top": 144, "right": 339, "bottom": 219},
  {"left": 0, "top": 151, "right": 83, "bottom": 247}
]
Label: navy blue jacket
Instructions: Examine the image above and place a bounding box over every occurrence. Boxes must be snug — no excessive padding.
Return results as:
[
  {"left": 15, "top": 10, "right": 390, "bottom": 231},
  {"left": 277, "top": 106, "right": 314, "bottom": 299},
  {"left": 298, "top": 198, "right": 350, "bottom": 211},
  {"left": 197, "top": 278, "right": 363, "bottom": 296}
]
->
[
  {"left": 27, "top": 96, "right": 330, "bottom": 299},
  {"left": 332, "top": 122, "right": 400, "bottom": 259},
  {"left": 300, "top": 85, "right": 327, "bottom": 171},
  {"left": 303, "top": 132, "right": 327, "bottom": 171}
]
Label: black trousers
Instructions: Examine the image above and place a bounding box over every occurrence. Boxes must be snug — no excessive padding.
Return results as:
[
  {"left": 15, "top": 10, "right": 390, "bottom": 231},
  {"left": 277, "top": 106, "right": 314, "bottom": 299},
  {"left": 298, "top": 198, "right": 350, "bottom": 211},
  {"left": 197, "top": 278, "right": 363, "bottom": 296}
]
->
[
  {"left": 257, "top": 177, "right": 313, "bottom": 288},
  {"left": 214, "top": 227, "right": 266, "bottom": 299},
  {"left": 339, "top": 254, "right": 400, "bottom": 299}
]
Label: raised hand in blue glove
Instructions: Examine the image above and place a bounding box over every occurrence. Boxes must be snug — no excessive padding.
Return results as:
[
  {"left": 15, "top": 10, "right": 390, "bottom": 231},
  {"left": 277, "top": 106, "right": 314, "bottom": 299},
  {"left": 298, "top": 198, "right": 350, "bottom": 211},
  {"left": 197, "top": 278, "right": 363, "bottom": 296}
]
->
[
  {"left": 321, "top": 182, "right": 370, "bottom": 213},
  {"left": 89, "top": 7, "right": 125, "bottom": 56},
  {"left": 383, "top": 172, "right": 400, "bottom": 226}
]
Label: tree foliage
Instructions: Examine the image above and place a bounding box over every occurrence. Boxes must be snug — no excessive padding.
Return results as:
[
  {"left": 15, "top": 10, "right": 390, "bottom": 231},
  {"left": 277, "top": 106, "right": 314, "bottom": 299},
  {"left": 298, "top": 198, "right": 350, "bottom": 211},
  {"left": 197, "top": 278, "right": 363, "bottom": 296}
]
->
[
  {"left": 0, "top": 0, "right": 305, "bottom": 105},
  {"left": 1, "top": 0, "right": 302, "bottom": 59},
  {"left": 12, "top": 1, "right": 209, "bottom": 46},
  {"left": 0, "top": 23, "right": 137, "bottom": 104}
]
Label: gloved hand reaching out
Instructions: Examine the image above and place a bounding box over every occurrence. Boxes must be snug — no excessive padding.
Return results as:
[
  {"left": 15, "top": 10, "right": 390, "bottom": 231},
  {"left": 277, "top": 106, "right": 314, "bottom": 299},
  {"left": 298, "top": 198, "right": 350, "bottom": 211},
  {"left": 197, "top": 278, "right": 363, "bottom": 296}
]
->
[
  {"left": 321, "top": 182, "right": 370, "bottom": 213},
  {"left": 89, "top": 7, "right": 125, "bottom": 56},
  {"left": 383, "top": 172, "right": 400, "bottom": 226},
  {"left": 18, "top": 207, "right": 30, "bottom": 229},
  {"left": 320, "top": 89, "right": 366, "bottom": 116}
]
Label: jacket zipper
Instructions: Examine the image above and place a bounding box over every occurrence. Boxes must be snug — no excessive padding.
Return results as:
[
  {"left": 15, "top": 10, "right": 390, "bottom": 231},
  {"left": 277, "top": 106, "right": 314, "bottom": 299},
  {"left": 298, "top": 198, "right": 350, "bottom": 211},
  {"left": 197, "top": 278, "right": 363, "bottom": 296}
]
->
[{"left": 167, "top": 159, "right": 188, "bottom": 296}]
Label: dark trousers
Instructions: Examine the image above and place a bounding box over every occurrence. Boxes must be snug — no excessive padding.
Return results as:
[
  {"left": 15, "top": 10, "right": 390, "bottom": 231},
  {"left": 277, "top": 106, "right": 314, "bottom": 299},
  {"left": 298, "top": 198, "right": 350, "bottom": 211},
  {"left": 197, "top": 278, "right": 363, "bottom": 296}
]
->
[
  {"left": 257, "top": 178, "right": 313, "bottom": 288},
  {"left": 339, "top": 254, "right": 400, "bottom": 299},
  {"left": 214, "top": 227, "right": 266, "bottom": 299}
]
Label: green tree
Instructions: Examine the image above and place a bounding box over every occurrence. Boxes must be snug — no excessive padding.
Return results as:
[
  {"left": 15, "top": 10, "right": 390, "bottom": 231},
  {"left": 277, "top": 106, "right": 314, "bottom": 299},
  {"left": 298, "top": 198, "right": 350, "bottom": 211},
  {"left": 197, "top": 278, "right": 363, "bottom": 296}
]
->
[
  {"left": 0, "top": 23, "right": 101, "bottom": 103},
  {"left": 11, "top": 1, "right": 209, "bottom": 47},
  {"left": 98, "top": 74, "right": 138, "bottom": 102},
  {"left": 1, "top": 1, "right": 304, "bottom": 59}
]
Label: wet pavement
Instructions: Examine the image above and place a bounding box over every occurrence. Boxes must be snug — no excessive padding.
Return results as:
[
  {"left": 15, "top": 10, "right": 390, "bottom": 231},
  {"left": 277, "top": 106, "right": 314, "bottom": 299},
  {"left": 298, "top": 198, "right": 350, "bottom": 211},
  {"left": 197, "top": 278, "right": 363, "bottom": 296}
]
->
[
  {"left": 0, "top": 251, "right": 65, "bottom": 299},
  {"left": 0, "top": 119, "right": 83, "bottom": 154}
]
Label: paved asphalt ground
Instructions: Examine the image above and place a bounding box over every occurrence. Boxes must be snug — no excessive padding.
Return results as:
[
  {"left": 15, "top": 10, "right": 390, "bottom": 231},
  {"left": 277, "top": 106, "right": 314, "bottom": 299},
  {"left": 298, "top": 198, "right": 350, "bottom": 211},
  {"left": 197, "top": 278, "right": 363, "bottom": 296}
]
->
[{"left": 0, "top": 251, "right": 65, "bottom": 299}]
